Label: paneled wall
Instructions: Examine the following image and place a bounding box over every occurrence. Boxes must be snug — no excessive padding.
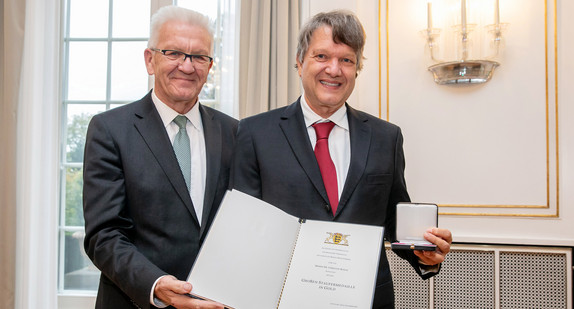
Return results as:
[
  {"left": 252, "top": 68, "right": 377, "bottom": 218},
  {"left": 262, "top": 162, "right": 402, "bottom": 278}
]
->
[{"left": 302, "top": 0, "right": 574, "bottom": 248}]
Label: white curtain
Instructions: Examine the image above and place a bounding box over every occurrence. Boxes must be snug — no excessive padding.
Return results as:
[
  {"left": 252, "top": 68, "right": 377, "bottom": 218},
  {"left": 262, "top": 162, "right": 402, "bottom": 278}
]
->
[
  {"left": 1, "top": 0, "right": 299, "bottom": 307},
  {"left": 2, "top": 0, "right": 61, "bottom": 308},
  {"left": 238, "top": 0, "right": 301, "bottom": 118},
  {"left": 1, "top": 0, "right": 25, "bottom": 308}
]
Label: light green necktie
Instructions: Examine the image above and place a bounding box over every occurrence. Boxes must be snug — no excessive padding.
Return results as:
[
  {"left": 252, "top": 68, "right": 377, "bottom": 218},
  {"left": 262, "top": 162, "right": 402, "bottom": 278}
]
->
[{"left": 173, "top": 115, "right": 191, "bottom": 191}]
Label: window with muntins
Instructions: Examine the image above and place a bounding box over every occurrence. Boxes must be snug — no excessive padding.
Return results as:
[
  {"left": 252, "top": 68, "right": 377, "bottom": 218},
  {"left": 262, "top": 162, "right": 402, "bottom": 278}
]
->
[{"left": 59, "top": 0, "right": 237, "bottom": 294}]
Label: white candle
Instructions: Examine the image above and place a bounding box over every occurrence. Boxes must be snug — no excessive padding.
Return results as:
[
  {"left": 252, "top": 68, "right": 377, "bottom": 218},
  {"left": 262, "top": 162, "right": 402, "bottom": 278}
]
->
[
  {"left": 461, "top": 0, "right": 467, "bottom": 29},
  {"left": 427, "top": 2, "right": 433, "bottom": 29},
  {"left": 495, "top": 0, "right": 500, "bottom": 25}
]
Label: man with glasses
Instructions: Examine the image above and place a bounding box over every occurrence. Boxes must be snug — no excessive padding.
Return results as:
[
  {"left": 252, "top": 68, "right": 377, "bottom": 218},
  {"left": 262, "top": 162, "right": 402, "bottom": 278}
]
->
[
  {"left": 233, "top": 10, "right": 452, "bottom": 308},
  {"left": 83, "top": 6, "right": 235, "bottom": 309}
]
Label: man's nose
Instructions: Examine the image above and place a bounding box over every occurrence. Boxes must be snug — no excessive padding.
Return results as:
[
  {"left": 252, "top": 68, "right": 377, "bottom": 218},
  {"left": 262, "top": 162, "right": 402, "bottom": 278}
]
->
[
  {"left": 178, "top": 56, "right": 196, "bottom": 72},
  {"left": 324, "top": 59, "right": 342, "bottom": 76}
]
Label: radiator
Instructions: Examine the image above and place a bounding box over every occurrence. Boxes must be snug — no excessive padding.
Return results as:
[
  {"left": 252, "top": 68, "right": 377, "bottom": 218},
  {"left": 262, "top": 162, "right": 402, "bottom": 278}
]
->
[{"left": 386, "top": 244, "right": 572, "bottom": 308}]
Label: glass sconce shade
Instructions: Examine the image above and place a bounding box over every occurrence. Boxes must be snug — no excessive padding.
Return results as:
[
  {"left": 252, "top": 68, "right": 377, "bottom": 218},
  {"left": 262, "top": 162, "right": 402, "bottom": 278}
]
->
[{"left": 428, "top": 60, "right": 499, "bottom": 84}]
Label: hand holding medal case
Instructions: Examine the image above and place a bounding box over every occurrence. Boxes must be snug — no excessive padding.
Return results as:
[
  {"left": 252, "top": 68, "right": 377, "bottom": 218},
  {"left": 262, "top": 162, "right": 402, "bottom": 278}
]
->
[{"left": 391, "top": 203, "right": 438, "bottom": 251}]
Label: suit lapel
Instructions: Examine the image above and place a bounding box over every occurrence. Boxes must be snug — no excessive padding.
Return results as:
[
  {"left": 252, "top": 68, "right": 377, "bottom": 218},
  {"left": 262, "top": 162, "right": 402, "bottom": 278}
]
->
[
  {"left": 132, "top": 94, "right": 199, "bottom": 225},
  {"left": 337, "top": 104, "right": 371, "bottom": 215},
  {"left": 279, "top": 99, "right": 331, "bottom": 207},
  {"left": 198, "top": 105, "right": 220, "bottom": 236}
]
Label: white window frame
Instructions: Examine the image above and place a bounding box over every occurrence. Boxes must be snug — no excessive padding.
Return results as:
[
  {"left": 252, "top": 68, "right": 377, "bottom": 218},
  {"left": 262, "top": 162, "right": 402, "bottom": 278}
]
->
[{"left": 57, "top": 0, "right": 239, "bottom": 307}]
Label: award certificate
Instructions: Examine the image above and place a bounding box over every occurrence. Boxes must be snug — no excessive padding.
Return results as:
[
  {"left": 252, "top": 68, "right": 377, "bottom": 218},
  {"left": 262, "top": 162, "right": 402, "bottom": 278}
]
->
[{"left": 187, "top": 190, "right": 384, "bottom": 309}]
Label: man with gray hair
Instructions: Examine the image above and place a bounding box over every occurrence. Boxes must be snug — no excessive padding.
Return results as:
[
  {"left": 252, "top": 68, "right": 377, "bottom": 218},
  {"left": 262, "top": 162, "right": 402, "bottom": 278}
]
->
[
  {"left": 83, "top": 6, "right": 235, "bottom": 308},
  {"left": 233, "top": 10, "right": 452, "bottom": 308}
]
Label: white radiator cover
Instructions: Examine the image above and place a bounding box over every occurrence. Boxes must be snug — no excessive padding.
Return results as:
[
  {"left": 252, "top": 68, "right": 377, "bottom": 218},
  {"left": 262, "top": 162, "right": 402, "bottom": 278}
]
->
[{"left": 386, "top": 244, "right": 572, "bottom": 308}]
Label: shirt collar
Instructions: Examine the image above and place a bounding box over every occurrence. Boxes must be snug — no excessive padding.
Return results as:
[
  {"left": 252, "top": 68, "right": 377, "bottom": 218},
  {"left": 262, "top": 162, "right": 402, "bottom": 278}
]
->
[
  {"left": 300, "top": 95, "right": 348, "bottom": 130},
  {"left": 151, "top": 89, "right": 203, "bottom": 132}
]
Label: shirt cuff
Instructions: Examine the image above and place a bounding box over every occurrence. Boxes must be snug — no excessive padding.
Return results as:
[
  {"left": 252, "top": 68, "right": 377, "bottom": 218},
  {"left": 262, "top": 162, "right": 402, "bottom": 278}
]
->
[
  {"left": 150, "top": 275, "right": 169, "bottom": 308},
  {"left": 418, "top": 261, "right": 440, "bottom": 275}
]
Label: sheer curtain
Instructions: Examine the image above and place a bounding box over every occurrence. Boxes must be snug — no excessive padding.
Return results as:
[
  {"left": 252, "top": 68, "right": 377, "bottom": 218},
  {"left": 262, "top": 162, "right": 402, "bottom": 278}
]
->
[
  {"left": 238, "top": 0, "right": 301, "bottom": 118},
  {"left": 0, "top": 0, "right": 299, "bottom": 307},
  {"left": 1, "top": 0, "right": 61, "bottom": 308},
  {"left": 0, "top": 0, "right": 23, "bottom": 307}
]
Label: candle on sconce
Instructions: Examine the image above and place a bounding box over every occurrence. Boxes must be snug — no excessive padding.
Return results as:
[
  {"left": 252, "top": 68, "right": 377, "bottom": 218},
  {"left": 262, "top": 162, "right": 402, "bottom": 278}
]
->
[
  {"left": 461, "top": 0, "right": 467, "bottom": 29},
  {"left": 495, "top": 0, "right": 500, "bottom": 25},
  {"left": 427, "top": 2, "right": 433, "bottom": 29}
]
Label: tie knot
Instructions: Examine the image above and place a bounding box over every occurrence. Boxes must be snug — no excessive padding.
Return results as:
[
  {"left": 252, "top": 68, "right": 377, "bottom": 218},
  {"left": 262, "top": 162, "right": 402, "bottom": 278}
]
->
[
  {"left": 173, "top": 115, "right": 187, "bottom": 130},
  {"left": 312, "top": 121, "right": 335, "bottom": 140}
]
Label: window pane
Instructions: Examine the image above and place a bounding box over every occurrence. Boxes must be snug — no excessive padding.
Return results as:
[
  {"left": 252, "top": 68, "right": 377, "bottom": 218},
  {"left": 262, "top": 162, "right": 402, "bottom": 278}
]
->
[
  {"left": 66, "top": 104, "right": 105, "bottom": 163},
  {"left": 65, "top": 167, "right": 84, "bottom": 226},
  {"left": 113, "top": 0, "right": 151, "bottom": 38},
  {"left": 67, "top": 42, "right": 108, "bottom": 101},
  {"left": 69, "top": 0, "right": 109, "bottom": 38},
  {"left": 201, "top": 67, "right": 216, "bottom": 101},
  {"left": 110, "top": 42, "right": 150, "bottom": 101},
  {"left": 62, "top": 230, "right": 99, "bottom": 290}
]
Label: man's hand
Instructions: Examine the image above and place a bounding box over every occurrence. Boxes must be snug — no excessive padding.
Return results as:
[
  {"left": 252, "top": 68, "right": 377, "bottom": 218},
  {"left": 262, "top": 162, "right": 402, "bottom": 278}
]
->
[
  {"left": 414, "top": 227, "right": 452, "bottom": 266},
  {"left": 154, "top": 276, "right": 224, "bottom": 309}
]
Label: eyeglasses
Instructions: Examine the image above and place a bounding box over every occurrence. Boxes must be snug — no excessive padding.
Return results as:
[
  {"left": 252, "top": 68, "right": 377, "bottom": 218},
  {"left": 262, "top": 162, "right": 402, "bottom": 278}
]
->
[{"left": 150, "top": 48, "right": 213, "bottom": 65}]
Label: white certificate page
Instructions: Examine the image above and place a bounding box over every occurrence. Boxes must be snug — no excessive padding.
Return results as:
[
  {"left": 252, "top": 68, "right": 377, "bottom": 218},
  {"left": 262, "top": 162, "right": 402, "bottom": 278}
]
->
[
  {"left": 278, "top": 220, "right": 384, "bottom": 309},
  {"left": 187, "top": 190, "right": 301, "bottom": 309}
]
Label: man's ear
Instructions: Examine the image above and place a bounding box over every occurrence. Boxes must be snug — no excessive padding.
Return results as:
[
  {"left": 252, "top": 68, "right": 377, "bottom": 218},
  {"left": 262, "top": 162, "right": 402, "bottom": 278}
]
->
[
  {"left": 296, "top": 57, "right": 303, "bottom": 77},
  {"left": 144, "top": 48, "right": 155, "bottom": 75}
]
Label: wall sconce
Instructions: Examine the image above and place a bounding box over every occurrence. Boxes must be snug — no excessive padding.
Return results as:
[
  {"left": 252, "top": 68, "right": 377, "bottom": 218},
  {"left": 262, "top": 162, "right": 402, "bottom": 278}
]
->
[{"left": 424, "top": 0, "right": 509, "bottom": 85}]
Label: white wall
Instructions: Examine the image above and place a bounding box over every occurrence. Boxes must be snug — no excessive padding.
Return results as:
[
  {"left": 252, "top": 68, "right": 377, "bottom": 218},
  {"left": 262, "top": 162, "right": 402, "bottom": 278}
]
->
[{"left": 302, "top": 0, "right": 574, "bottom": 246}]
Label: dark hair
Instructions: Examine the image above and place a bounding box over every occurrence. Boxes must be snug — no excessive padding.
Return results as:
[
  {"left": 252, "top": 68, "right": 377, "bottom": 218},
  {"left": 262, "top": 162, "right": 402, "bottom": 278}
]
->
[{"left": 296, "top": 10, "right": 366, "bottom": 71}]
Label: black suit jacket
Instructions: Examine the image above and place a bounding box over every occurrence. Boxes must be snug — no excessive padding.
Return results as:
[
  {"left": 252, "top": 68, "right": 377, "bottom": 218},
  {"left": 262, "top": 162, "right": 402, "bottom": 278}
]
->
[
  {"left": 83, "top": 91, "right": 238, "bottom": 309},
  {"left": 233, "top": 98, "right": 435, "bottom": 308}
]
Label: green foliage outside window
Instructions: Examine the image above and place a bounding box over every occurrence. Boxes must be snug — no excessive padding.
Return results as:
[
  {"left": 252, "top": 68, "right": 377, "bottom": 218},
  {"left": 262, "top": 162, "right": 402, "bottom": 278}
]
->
[{"left": 65, "top": 113, "right": 92, "bottom": 227}]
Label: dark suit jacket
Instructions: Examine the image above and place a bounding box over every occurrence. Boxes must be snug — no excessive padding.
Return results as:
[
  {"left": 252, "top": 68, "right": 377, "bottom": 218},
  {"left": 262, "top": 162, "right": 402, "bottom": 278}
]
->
[
  {"left": 233, "top": 98, "right": 436, "bottom": 308},
  {"left": 83, "top": 91, "right": 238, "bottom": 309}
]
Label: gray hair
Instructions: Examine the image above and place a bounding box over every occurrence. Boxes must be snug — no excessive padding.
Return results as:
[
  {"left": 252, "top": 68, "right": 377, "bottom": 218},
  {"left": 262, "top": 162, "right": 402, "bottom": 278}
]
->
[
  {"left": 296, "top": 10, "right": 366, "bottom": 72},
  {"left": 148, "top": 5, "right": 214, "bottom": 49}
]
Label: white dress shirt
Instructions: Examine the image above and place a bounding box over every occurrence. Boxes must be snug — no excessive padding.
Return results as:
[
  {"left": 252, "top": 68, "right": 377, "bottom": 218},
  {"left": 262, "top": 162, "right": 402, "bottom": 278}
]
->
[
  {"left": 152, "top": 90, "right": 206, "bottom": 225},
  {"left": 150, "top": 91, "right": 207, "bottom": 307},
  {"left": 300, "top": 96, "right": 351, "bottom": 199}
]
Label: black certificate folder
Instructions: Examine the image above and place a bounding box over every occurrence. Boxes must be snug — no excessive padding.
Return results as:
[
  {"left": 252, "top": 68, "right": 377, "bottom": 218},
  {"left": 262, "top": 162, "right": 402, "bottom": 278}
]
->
[
  {"left": 188, "top": 190, "right": 384, "bottom": 309},
  {"left": 391, "top": 203, "right": 438, "bottom": 251}
]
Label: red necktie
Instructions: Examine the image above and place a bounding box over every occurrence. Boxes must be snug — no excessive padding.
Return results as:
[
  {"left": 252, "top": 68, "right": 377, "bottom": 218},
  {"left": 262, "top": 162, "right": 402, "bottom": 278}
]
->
[{"left": 312, "top": 121, "right": 338, "bottom": 215}]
